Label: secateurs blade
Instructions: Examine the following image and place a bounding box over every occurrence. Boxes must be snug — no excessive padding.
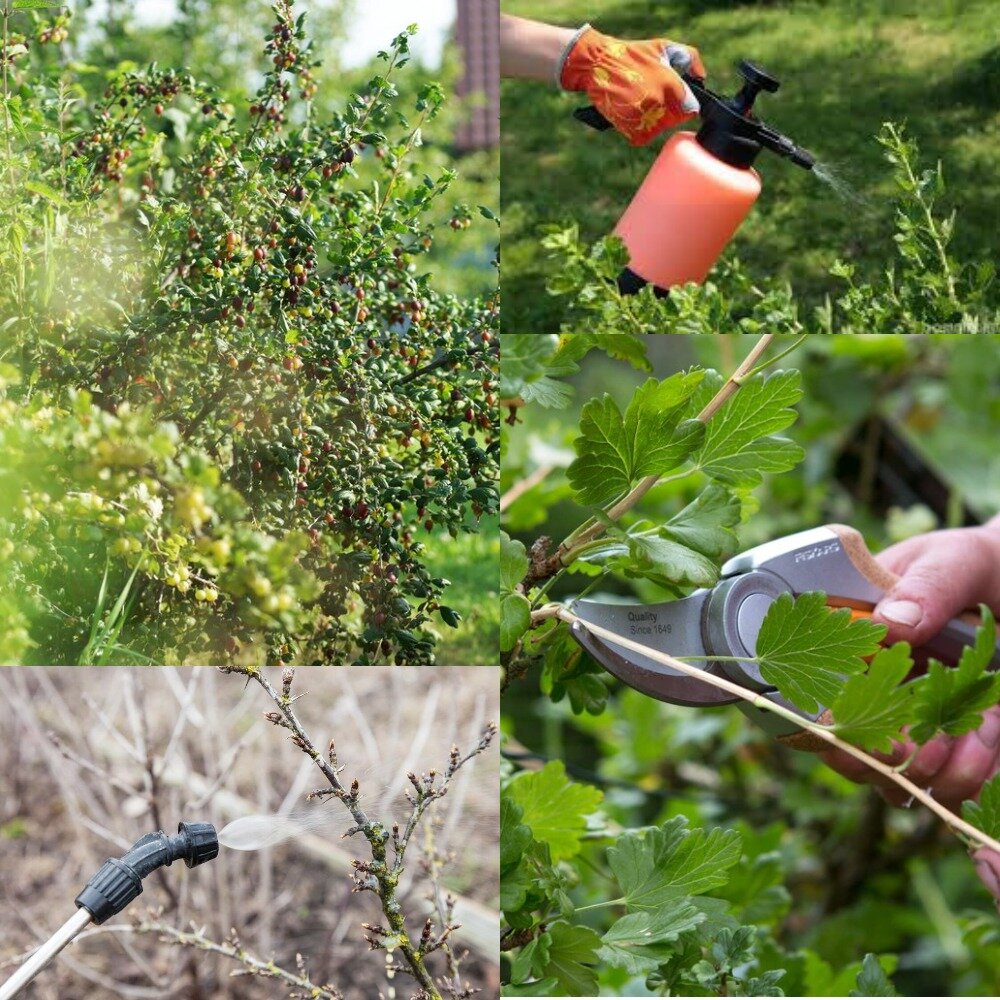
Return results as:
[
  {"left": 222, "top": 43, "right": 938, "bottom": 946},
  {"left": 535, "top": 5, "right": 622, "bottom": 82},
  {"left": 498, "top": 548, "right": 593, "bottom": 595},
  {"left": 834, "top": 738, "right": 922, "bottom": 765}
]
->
[{"left": 570, "top": 524, "right": 1000, "bottom": 740}]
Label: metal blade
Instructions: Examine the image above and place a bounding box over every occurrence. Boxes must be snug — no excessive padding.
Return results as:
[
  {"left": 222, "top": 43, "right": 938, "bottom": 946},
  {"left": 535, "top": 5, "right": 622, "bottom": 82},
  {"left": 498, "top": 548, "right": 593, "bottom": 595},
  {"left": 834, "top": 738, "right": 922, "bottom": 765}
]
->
[{"left": 570, "top": 595, "right": 739, "bottom": 706}]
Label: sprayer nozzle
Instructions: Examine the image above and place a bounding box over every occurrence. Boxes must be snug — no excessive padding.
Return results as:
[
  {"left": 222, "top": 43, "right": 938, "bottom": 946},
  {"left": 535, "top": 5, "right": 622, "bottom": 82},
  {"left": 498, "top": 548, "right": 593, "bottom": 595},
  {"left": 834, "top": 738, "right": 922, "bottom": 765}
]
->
[
  {"left": 176, "top": 821, "right": 219, "bottom": 868},
  {"left": 792, "top": 147, "right": 816, "bottom": 170},
  {"left": 74, "top": 821, "right": 218, "bottom": 924}
]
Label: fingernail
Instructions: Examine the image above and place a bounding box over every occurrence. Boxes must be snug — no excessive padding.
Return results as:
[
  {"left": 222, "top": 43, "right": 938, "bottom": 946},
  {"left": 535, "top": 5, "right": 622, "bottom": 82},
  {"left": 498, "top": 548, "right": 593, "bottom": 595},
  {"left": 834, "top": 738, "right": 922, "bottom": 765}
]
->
[
  {"left": 975, "top": 711, "right": 1000, "bottom": 749},
  {"left": 877, "top": 600, "right": 923, "bottom": 628},
  {"left": 976, "top": 859, "right": 1000, "bottom": 898},
  {"left": 681, "top": 86, "right": 699, "bottom": 114}
]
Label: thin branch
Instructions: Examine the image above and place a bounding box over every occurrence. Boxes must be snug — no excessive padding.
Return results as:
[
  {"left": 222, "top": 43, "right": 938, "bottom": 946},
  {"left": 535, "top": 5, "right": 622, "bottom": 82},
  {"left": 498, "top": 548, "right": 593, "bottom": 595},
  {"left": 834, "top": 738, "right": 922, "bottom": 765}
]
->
[
  {"left": 500, "top": 464, "right": 555, "bottom": 513},
  {"left": 547, "top": 604, "right": 1000, "bottom": 856},
  {"left": 133, "top": 919, "right": 342, "bottom": 999}
]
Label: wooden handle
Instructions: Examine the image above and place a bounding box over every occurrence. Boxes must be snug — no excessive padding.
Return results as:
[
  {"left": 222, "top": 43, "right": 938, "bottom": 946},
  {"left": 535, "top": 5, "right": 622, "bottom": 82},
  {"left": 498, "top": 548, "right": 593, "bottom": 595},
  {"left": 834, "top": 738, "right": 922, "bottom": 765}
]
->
[
  {"left": 827, "top": 522, "right": 982, "bottom": 627},
  {"left": 827, "top": 523, "right": 900, "bottom": 593}
]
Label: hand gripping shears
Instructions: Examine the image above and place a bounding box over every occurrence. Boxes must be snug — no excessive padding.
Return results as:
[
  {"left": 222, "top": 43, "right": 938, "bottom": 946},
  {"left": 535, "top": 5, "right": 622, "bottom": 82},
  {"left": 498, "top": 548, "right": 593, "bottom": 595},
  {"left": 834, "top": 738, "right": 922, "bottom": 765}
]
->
[{"left": 570, "top": 525, "right": 1000, "bottom": 744}]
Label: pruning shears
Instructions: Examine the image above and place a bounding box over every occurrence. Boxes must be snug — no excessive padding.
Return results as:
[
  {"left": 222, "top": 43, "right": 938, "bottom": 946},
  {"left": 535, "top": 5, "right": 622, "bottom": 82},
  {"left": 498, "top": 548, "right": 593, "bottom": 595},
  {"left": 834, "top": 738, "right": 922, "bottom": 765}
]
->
[{"left": 570, "top": 525, "right": 1000, "bottom": 746}]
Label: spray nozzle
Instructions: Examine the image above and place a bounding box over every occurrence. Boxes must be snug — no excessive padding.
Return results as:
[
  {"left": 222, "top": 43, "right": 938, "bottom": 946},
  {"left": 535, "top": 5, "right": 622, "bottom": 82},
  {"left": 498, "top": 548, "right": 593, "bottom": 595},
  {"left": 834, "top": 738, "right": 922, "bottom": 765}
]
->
[{"left": 74, "top": 822, "right": 219, "bottom": 925}]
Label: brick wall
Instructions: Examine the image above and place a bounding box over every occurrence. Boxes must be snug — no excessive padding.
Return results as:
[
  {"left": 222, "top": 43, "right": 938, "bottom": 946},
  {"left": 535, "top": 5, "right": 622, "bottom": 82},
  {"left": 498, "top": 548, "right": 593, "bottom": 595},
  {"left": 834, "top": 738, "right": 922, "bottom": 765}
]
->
[{"left": 454, "top": 0, "right": 500, "bottom": 150}]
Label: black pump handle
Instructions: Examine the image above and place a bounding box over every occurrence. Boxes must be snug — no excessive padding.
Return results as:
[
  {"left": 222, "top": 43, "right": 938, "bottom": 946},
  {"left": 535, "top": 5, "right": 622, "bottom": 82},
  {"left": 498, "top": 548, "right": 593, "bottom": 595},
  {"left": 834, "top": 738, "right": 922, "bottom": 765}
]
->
[{"left": 573, "top": 104, "right": 614, "bottom": 131}]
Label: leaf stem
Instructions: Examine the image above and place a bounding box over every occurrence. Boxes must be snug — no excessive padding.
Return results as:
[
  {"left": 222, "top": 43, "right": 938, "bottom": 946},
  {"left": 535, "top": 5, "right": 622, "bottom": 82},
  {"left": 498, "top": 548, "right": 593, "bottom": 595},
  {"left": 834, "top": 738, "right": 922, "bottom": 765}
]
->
[
  {"left": 573, "top": 897, "right": 626, "bottom": 913},
  {"left": 742, "top": 334, "right": 809, "bottom": 379},
  {"left": 555, "top": 335, "right": 776, "bottom": 565},
  {"left": 550, "top": 604, "right": 1000, "bottom": 857}
]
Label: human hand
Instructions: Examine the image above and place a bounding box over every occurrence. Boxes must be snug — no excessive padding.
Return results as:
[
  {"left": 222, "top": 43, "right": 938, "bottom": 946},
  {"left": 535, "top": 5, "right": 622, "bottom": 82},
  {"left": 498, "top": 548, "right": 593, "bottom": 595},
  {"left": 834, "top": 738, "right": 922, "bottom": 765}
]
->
[
  {"left": 559, "top": 26, "right": 705, "bottom": 146},
  {"left": 820, "top": 521, "right": 1000, "bottom": 903}
]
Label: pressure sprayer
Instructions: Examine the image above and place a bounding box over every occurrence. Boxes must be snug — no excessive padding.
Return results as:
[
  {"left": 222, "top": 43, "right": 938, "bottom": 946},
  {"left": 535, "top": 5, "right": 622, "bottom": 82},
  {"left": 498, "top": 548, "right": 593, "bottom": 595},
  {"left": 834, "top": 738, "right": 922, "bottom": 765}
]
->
[
  {"left": 576, "top": 59, "right": 816, "bottom": 294},
  {"left": 0, "top": 822, "right": 218, "bottom": 999}
]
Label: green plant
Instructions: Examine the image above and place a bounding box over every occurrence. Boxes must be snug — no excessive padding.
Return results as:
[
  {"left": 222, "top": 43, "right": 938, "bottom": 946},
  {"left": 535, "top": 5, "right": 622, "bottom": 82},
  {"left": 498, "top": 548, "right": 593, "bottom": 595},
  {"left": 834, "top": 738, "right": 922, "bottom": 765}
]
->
[
  {"left": 538, "top": 126, "right": 997, "bottom": 336},
  {"left": 0, "top": 1, "right": 499, "bottom": 665},
  {"left": 500, "top": 333, "right": 1000, "bottom": 996}
]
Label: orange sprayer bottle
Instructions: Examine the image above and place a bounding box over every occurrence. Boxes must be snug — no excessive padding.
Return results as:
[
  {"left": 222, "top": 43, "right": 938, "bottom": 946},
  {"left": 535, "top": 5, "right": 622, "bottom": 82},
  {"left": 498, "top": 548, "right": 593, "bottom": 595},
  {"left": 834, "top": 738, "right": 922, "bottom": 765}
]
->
[{"left": 575, "top": 61, "right": 815, "bottom": 295}]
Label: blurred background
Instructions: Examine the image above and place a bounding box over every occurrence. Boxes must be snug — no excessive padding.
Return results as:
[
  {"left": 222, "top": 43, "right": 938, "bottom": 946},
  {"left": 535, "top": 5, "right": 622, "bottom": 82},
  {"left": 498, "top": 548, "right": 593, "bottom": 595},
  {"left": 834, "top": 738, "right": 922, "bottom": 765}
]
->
[
  {"left": 0, "top": 665, "right": 499, "bottom": 998},
  {"left": 502, "top": 333, "right": 1000, "bottom": 996},
  {"left": 501, "top": 0, "right": 1000, "bottom": 333}
]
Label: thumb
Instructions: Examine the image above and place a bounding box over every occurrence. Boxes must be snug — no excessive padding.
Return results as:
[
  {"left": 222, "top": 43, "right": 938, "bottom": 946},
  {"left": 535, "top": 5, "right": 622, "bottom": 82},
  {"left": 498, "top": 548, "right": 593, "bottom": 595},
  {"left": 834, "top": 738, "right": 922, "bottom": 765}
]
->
[{"left": 874, "top": 537, "right": 996, "bottom": 647}]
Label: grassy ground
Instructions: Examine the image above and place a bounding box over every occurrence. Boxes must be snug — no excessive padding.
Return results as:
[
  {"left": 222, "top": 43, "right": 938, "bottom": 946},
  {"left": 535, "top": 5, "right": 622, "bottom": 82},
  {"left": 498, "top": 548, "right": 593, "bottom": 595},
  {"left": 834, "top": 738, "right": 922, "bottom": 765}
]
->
[
  {"left": 501, "top": 0, "right": 1000, "bottom": 333},
  {"left": 422, "top": 515, "right": 500, "bottom": 665}
]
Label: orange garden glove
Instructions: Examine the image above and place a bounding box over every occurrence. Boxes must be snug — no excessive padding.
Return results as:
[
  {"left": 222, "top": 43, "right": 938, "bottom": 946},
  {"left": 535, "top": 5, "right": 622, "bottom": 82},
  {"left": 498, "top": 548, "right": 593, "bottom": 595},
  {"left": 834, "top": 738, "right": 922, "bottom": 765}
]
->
[{"left": 558, "top": 25, "right": 706, "bottom": 146}]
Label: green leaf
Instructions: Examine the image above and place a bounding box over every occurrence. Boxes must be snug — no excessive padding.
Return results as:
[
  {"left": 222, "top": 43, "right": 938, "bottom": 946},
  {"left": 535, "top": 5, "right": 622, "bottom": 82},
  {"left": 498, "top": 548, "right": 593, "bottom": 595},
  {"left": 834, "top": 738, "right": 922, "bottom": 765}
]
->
[
  {"left": 574, "top": 521, "right": 717, "bottom": 588},
  {"left": 12, "top": 0, "right": 62, "bottom": 8},
  {"left": 437, "top": 605, "right": 461, "bottom": 628},
  {"left": 608, "top": 817, "right": 742, "bottom": 912},
  {"left": 598, "top": 906, "right": 705, "bottom": 975},
  {"left": 500, "top": 531, "right": 528, "bottom": 591},
  {"left": 510, "top": 932, "right": 551, "bottom": 985},
  {"left": 501, "top": 978, "right": 560, "bottom": 996},
  {"left": 500, "top": 531, "right": 531, "bottom": 652},
  {"left": 501, "top": 797, "right": 533, "bottom": 872},
  {"left": 962, "top": 773, "right": 1000, "bottom": 840},
  {"left": 710, "top": 926, "right": 756, "bottom": 971},
  {"left": 519, "top": 377, "right": 573, "bottom": 409},
  {"left": 567, "top": 372, "right": 706, "bottom": 506},
  {"left": 755, "top": 592, "right": 887, "bottom": 715},
  {"left": 830, "top": 643, "right": 914, "bottom": 752},
  {"left": 541, "top": 922, "right": 600, "bottom": 996},
  {"left": 551, "top": 332, "right": 651, "bottom": 372},
  {"left": 660, "top": 484, "right": 741, "bottom": 558},
  {"left": 500, "top": 334, "right": 575, "bottom": 409},
  {"left": 501, "top": 593, "right": 531, "bottom": 653},
  {"left": 849, "top": 954, "right": 897, "bottom": 997},
  {"left": 506, "top": 761, "right": 603, "bottom": 862},
  {"left": 693, "top": 369, "right": 804, "bottom": 487},
  {"left": 623, "top": 526, "right": 720, "bottom": 588},
  {"left": 908, "top": 606, "right": 1000, "bottom": 744}
]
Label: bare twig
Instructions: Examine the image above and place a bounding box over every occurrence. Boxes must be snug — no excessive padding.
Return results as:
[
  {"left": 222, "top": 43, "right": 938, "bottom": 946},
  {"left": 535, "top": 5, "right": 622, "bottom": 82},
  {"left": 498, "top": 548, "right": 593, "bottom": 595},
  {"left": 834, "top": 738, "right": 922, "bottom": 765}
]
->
[
  {"left": 546, "top": 603, "right": 1000, "bottom": 856},
  {"left": 418, "top": 810, "right": 478, "bottom": 999},
  {"left": 134, "top": 918, "right": 342, "bottom": 999}
]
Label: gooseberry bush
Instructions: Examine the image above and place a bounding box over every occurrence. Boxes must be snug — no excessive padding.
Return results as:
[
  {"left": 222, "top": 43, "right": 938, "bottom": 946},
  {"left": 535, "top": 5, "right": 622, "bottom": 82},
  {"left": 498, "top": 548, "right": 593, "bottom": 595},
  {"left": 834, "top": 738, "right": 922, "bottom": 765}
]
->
[
  {"left": 539, "top": 125, "right": 997, "bottom": 337},
  {"left": 500, "top": 334, "right": 1000, "bottom": 996},
  {"left": 0, "top": 1, "right": 499, "bottom": 665}
]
